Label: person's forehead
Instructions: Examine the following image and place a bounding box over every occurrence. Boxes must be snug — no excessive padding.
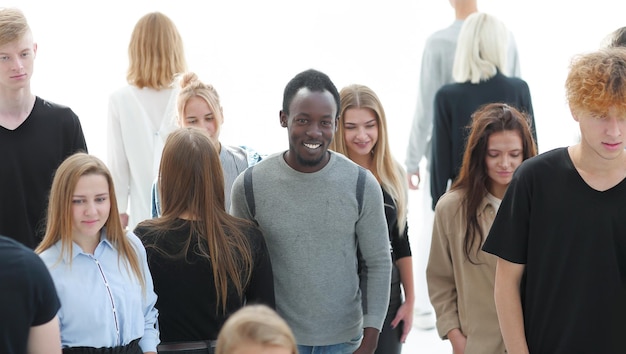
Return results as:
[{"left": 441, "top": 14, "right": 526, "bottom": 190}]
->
[
  {"left": 0, "top": 31, "right": 34, "bottom": 51},
  {"left": 290, "top": 88, "right": 336, "bottom": 113}
]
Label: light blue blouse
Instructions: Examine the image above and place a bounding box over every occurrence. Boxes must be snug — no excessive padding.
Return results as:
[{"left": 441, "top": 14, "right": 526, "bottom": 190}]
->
[{"left": 39, "top": 229, "right": 159, "bottom": 352}]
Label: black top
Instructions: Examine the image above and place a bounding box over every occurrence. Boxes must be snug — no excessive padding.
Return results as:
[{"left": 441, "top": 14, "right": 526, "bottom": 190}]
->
[
  {"left": 382, "top": 188, "right": 411, "bottom": 262},
  {"left": 430, "top": 71, "right": 536, "bottom": 209},
  {"left": 483, "top": 148, "right": 626, "bottom": 353},
  {"left": 0, "top": 97, "right": 87, "bottom": 248},
  {"left": 135, "top": 219, "right": 275, "bottom": 341},
  {"left": 0, "top": 235, "right": 60, "bottom": 354}
]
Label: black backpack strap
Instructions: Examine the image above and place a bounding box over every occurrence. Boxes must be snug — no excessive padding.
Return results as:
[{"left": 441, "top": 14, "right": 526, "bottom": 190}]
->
[
  {"left": 244, "top": 166, "right": 255, "bottom": 218},
  {"left": 356, "top": 166, "right": 367, "bottom": 214}
]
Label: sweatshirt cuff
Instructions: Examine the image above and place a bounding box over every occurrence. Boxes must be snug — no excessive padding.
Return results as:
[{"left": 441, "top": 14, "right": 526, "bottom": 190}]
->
[{"left": 363, "top": 313, "right": 385, "bottom": 332}]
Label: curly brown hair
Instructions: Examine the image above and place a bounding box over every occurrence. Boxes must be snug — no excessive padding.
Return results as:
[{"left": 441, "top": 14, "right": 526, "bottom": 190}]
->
[{"left": 566, "top": 47, "right": 626, "bottom": 115}]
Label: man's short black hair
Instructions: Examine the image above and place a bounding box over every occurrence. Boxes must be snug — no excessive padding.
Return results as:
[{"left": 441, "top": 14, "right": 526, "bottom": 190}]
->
[{"left": 282, "top": 69, "right": 340, "bottom": 117}]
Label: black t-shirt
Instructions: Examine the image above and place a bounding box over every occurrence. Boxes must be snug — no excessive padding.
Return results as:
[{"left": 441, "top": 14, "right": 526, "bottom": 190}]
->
[
  {"left": 135, "top": 218, "right": 275, "bottom": 341},
  {"left": 0, "top": 97, "right": 87, "bottom": 248},
  {"left": 0, "top": 236, "right": 60, "bottom": 353},
  {"left": 483, "top": 148, "right": 626, "bottom": 353}
]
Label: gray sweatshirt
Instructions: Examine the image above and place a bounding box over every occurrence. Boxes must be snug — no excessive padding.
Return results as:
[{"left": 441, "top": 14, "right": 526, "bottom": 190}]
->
[{"left": 231, "top": 151, "right": 392, "bottom": 346}]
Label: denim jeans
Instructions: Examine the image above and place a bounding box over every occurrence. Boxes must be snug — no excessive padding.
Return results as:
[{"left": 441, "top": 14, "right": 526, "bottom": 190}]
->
[{"left": 297, "top": 335, "right": 362, "bottom": 354}]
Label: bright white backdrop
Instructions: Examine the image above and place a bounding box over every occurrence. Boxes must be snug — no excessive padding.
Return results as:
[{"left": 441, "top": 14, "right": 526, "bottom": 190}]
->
[
  {"left": 9, "top": 1, "right": 625, "bottom": 351},
  {"left": 9, "top": 0, "right": 626, "bottom": 163}
]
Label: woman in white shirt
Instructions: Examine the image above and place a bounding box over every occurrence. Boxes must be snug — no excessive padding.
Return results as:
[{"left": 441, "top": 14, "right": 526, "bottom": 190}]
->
[{"left": 108, "top": 12, "right": 187, "bottom": 230}]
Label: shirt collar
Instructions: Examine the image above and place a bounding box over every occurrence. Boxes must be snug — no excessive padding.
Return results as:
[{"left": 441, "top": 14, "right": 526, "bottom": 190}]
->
[
  {"left": 58, "top": 228, "right": 114, "bottom": 262},
  {"left": 477, "top": 193, "right": 502, "bottom": 216}
]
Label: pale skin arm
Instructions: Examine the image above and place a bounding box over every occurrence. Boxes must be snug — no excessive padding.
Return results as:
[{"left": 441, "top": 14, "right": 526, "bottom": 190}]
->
[
  {"left": 27, "top": 315, "right": 61, "bottom": 354},
  {"left": 407, "top": 170, "right": 421, "bottom": 190},
  {"left": 494, "top": 258, "right": 529, "bottom": 354},
  {"left": 390, "top": 257, "right": 414, "bottom": 343},
  {"left": 447, "top": 328, "right": 467, "bottom": 354},
  {"left": 353, "top": 327, "right": 380, "bottom": 354},
  {"left": 119, "top": 213, "right": 129, "bottom": 229}
]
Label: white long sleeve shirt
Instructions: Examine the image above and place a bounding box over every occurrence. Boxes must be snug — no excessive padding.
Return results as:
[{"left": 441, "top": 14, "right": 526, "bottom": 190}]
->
[{"left": 107, "top": 85, "right": 178, "bottom": 230}]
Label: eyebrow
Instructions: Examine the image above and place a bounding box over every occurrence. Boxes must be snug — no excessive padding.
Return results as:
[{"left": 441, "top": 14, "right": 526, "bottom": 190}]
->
[
  {"left": 487, "top": 149, "right": 522, "bottom": 152},
  {"left": 345, "top": 119, "right": 377, "bottom": 125},
  {"left": 72, "top": 193, "right": 109, "bottom": 198}
]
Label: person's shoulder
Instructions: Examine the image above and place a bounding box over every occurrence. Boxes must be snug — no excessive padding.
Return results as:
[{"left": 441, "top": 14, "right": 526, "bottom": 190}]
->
[
  {"left": 434, "top": 189, "right": 465, "bottom": 213},
  {"left": 0, "top": 236, "right": 35, "bottom": 263},
  {"left": 425, "top": 21, "right": 460, "bottom": 46},
  {"left": 36, "top": 96, "right": 77, "bottom": 116},
  {"left": 249, "top": 152, "right": 281, "bottom": 170},
  {"left": 108, "top": 85, "right": 137, "bottom": 103},
  {"left": 0, "top": 235, "right": 26, "bottom": 250},
  {"left": 125, "top": 230, "right": 146, "bottom": 250},
  {"left": 501, "top": 73, "right": 530, "bottom": 88},
  {"left": 223, "top": 144, "right": 248, "bottom": 162},
  {"left": 516, "top": 147, "right": 566, "bottom": 176},
  {"left": 109, "top": 84, "right": 133, "bottom": 97},
  {"left": 436, "top": 81, "right": 466, "bottom": 99},
  {"left": 37, "top": 243, "right": 61, "bottom": 265},
  {"left": 133, "top": 221, "right": 153, "bottom": 238},
  {"left": 240, "top": 145, "right": 265, "bottom": 165}
]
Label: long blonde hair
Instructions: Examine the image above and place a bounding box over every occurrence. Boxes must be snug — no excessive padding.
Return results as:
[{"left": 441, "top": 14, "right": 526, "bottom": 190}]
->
[
  {"left": 35, "top": 153, "right": 145, "bottom": 290},
  {"left": 126, "top": 12, "right": 187, "bottom": 89},
  {"left": 330, "top": 84, "right": 408, "bottom": 233},
  {"left": 138, "top": 127, "right": 254, "bottom": 313}
]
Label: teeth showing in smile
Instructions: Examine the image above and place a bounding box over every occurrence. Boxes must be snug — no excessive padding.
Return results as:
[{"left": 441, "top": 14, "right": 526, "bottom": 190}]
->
[{"left": 304, "top": 143, "right": 321, "bottom": 149}]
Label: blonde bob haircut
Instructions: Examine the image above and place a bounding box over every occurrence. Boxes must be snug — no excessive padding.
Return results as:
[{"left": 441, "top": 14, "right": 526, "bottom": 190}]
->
[
  {"left": 126, "top": 12, "right": 187, "bottom": 89},
  {"left": 0, "top": 7, "right": 30, "bottom": 46},
  {"left": 566, "top": 47, "right": 626, "bottom": 116},
  {"left": 452, "top": 12, "right": 508, "bottom": 84},
  {"left": 330, "top": 84, "right": 408, "bottom": 233},
  {"left": 35, "top": 153, "right": 145, "bottom": 290},
  {"left": 216, "top": 305, "right": 297, "bottom": 354}
]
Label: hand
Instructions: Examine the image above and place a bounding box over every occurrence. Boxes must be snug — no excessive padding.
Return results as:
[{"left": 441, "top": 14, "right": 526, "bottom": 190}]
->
[
  {"left": 119, "top": 213, "right": 129, "bottom": 229},
  {"left": 407, "top": 170, "right": 420, "bottom": 190},
  {"left": 448, "top": 328, "right": 467, "bottom": 354},
  {"left": 390, "top": 300, "right": 414, "bottom": 343},
  {"left": 353, "top": 327, "right": 379, "bottom": 354}
]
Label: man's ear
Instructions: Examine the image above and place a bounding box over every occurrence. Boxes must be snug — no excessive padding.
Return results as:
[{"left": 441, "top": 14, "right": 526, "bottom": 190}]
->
[
  {"left": 570, "top": 107, "right": 580, "bottom": 122},
  {"left": 279, "top": 111, "right": 288, "bottom": 127},
  {"left": 33, "top": 42, "right": 38, "bottom": 57}
]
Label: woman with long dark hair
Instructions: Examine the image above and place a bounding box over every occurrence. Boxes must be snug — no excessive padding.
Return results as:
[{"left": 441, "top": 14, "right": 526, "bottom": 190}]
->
[{"left": 427, "top": 103, "right": 537, "bottom": 353}]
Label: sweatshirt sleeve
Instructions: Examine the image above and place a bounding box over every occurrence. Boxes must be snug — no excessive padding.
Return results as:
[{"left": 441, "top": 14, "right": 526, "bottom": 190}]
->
[{"left": 355, "top": 172, "right": 392, "bottom": 331}]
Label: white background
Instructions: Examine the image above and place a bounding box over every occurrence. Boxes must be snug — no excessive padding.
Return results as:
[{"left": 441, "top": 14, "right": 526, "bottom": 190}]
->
[
  {"left": 11, "top": 0, "right": 626, "bottom": 164},
  {"left": 10, "top": 2, "right": 625, "bottom": 350}
]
